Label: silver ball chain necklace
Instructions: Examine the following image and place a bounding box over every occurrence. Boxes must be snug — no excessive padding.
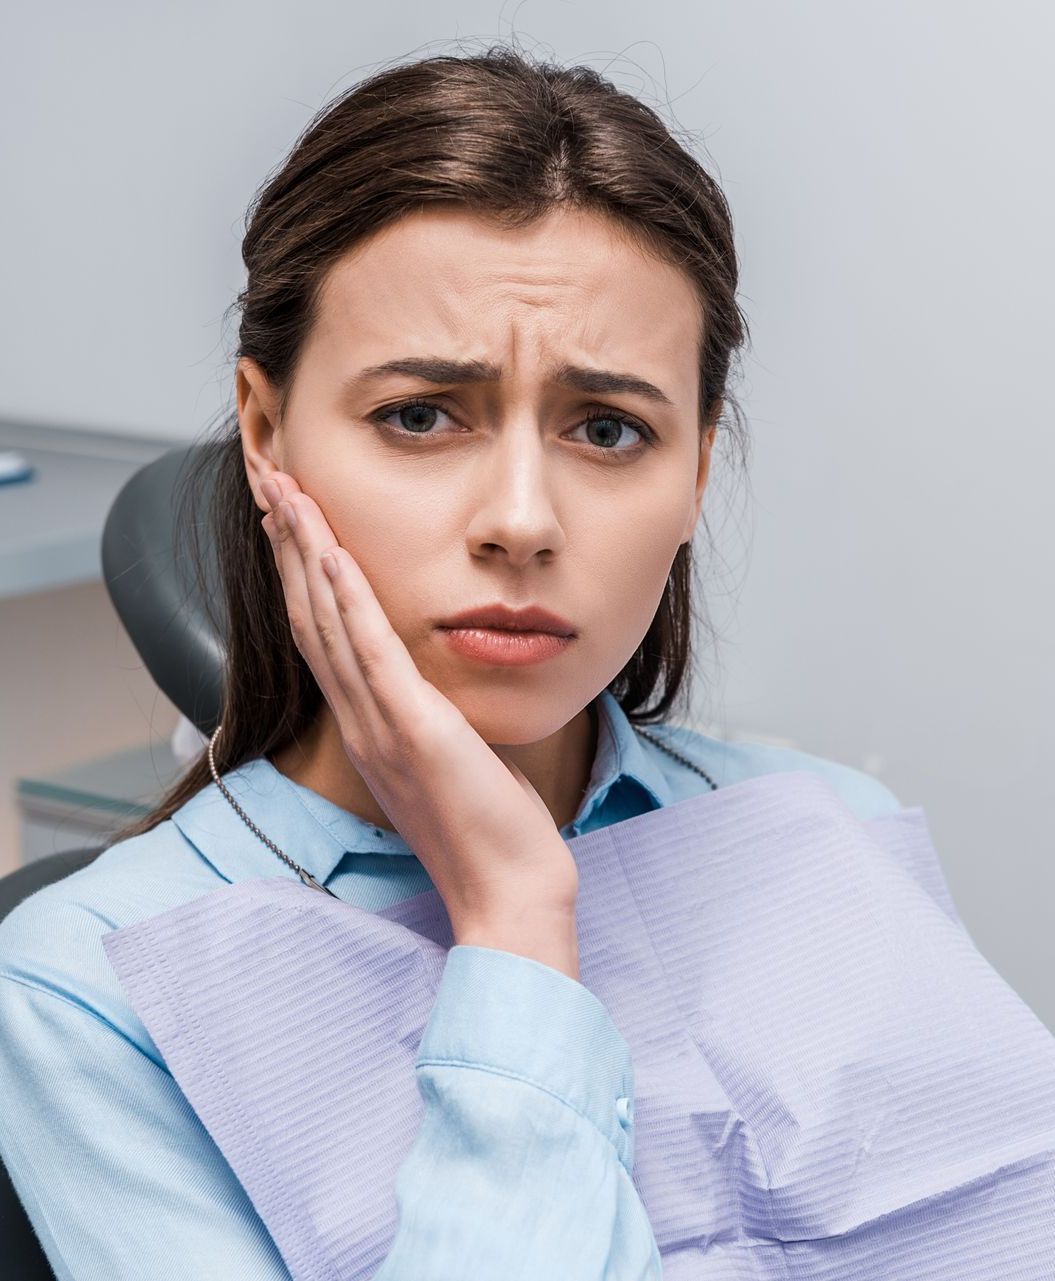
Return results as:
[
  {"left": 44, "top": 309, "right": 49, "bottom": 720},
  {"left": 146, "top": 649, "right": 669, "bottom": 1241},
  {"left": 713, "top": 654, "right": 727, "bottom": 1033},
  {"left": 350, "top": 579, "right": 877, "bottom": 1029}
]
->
[{"left": 207, "top": 720, "right": 718, "bottom": 900}]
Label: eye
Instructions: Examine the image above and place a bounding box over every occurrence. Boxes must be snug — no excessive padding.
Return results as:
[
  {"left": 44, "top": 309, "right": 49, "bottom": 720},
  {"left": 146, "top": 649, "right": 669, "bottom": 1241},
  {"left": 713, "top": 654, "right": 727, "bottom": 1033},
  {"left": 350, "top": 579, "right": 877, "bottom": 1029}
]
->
[
  {"left": 370, "top": 398, "right": 462, "bottom": 436},
  {"left": 568, "top": 411, "right": 655, "bottom": 458},
  {"left": 368, "top": 397, "right": 657, "bottom": 459}
]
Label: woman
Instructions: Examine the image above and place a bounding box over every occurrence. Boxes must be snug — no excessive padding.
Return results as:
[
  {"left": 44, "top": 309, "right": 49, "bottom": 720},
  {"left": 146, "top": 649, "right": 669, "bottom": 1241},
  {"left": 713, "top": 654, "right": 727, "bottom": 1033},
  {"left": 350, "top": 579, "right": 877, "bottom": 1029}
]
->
[{"left": 2, "top": 45, "right": 1051, "bottom": 1281}]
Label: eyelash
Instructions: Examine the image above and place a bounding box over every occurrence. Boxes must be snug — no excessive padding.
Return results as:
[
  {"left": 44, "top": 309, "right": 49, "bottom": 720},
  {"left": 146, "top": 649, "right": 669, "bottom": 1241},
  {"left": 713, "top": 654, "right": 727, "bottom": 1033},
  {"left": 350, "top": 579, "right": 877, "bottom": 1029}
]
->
[{"left": 367, "top": 396, "right": 658, "bottom": 460}]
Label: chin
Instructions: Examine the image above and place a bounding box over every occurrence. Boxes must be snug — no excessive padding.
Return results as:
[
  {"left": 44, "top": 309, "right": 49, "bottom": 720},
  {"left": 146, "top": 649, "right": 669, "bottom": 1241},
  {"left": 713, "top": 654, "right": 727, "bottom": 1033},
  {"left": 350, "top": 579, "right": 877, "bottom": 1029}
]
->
[{"left": 436, "top": 677, "right": 586, "bottom": 745}]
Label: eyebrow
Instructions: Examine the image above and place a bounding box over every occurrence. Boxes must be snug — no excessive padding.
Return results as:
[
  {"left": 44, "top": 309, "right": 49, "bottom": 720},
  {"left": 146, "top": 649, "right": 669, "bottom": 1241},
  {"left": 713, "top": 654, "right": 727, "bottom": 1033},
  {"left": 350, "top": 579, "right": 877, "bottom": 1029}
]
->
[{"left": 348, "top": 356, "right": 675, "bottom": 407}]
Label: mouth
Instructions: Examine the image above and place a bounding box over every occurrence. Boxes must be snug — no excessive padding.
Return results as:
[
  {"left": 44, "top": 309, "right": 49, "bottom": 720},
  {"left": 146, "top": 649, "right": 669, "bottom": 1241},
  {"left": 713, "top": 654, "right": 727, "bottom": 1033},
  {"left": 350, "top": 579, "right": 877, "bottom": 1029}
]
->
[
  {"left": 435, "top": 602, "right": 576, "bottom": 637},
  {"left": 436, "top": 625, "right": 576, "bottom": 667}
]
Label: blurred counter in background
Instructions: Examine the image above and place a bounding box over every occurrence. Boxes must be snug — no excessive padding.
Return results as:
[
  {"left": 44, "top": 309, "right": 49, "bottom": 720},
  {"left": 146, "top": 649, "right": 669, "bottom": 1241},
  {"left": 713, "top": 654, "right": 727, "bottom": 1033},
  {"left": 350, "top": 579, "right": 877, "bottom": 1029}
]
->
[
  {"left": 0, "top": 417, "right": 183, "bottom": 598},
  {"left": 0, "top": 419, "right": 188, "bottom": 874},
  {"left": 17, "top": 741, "right": 185, "bottom": 865}
]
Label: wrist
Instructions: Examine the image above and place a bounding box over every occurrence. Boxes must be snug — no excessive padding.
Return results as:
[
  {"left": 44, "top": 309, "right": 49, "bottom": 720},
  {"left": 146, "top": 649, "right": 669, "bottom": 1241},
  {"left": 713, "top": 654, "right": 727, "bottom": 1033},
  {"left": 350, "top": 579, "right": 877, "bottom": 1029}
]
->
[{"left": 453, "top": 901, "right": 581, "bottom": 981}]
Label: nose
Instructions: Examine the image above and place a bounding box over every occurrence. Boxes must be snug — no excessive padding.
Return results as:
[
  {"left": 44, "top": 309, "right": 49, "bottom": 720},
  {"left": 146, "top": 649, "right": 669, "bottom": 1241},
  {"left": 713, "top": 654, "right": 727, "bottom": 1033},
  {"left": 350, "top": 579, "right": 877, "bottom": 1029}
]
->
[{"left": 464, "top": 418, "right": 567, "bottom": 568}]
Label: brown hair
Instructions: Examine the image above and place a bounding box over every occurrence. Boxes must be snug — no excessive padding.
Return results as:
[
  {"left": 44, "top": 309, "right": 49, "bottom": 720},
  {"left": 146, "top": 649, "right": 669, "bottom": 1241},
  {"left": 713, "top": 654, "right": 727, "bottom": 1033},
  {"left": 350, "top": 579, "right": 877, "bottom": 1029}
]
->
[{"left": 108, "top": 42, "right": 751, "bottom": 846}]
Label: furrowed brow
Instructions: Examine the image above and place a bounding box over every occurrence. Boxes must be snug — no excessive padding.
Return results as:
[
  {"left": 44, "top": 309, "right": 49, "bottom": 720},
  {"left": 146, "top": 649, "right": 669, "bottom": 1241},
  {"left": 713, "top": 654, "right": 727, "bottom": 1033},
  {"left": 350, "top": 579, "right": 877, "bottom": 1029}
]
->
[{"left": 348, "top": 357, "right": 674, "bottom": 406}]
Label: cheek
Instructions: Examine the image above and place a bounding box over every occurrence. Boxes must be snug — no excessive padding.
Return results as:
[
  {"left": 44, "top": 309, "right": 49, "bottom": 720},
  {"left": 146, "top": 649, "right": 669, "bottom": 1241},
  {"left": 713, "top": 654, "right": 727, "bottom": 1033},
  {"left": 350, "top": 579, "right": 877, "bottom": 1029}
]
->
[
  {"left": 322, "top": 496, "right": 435, "bottom": 628},
  {"left": 575, "top": 504, "right": 686, "bottom": 673}
]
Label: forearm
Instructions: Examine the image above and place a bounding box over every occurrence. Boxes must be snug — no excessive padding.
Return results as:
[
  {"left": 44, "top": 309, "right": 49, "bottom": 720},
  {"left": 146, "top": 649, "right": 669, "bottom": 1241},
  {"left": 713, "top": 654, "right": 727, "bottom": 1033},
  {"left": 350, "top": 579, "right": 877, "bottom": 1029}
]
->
[{"left": 373, "top": 944, "right": 662, "bottom": 1280}]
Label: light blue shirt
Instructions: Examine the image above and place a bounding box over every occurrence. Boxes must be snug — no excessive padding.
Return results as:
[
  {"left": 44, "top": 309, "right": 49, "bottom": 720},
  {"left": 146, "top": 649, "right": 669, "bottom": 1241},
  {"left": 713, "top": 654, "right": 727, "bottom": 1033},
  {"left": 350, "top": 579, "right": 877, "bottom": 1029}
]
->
[{"left": 0, "top": 691, "right": 901, "bottom": 1279}]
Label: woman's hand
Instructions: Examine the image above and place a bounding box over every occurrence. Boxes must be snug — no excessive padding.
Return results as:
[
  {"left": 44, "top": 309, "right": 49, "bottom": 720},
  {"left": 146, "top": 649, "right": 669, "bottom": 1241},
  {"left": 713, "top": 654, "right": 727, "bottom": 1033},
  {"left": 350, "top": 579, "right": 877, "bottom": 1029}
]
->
[{"left": 259, "top": 472, "right": 581, "bottom": 979}]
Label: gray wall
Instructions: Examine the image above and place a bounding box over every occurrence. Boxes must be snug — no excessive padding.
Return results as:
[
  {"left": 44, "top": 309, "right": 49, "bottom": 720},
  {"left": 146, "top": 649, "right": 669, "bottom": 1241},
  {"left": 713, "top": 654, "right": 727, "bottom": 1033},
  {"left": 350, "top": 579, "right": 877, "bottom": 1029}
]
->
[{"left": 3, "top": 3, "right": 1052, "bottom": 1026}]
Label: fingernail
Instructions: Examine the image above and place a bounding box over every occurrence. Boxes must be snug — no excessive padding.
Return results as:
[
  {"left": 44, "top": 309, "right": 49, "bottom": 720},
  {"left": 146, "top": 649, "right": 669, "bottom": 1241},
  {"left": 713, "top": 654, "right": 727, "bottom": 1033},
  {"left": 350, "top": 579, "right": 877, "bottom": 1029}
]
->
[
  {"left": 279, "top": 499, "right": 298, "bottom": 529},
  {"left": 261, "top": 477, "right": 281, "bottom": 508}
]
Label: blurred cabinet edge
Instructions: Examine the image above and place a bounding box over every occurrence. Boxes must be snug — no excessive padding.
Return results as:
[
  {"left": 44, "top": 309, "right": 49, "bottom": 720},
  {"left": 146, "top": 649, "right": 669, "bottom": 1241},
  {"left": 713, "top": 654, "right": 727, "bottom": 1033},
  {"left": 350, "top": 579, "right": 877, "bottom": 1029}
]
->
[{"left": 17, "top": 740, "right": 187, "bottom": 867}]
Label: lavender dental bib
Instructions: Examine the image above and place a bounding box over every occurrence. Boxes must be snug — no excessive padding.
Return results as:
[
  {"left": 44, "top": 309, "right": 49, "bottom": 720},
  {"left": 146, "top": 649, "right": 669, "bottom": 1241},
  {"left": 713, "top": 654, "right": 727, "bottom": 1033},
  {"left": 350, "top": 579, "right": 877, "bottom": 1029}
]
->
[{"left": 102, "top": 770, "right": 1055, "bottom": 1279}]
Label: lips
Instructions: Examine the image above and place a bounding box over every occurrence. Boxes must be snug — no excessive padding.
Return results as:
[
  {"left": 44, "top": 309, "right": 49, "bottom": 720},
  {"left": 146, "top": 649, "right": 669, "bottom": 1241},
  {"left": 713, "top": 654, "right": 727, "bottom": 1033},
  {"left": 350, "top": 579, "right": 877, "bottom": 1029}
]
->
[{"left": 436, "top": 602, "right": 576, "bottom": 637}]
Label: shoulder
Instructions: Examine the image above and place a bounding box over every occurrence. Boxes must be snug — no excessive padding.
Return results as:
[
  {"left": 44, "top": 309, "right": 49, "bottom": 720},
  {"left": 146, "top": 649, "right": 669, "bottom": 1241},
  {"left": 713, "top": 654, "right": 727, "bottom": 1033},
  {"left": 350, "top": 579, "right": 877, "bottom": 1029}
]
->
[
  {"left": 644, "top": 720, "right": 903, "bottom": 823},
  {"left": 0, "top": 818, "right": 221, "bottom": 1033}
]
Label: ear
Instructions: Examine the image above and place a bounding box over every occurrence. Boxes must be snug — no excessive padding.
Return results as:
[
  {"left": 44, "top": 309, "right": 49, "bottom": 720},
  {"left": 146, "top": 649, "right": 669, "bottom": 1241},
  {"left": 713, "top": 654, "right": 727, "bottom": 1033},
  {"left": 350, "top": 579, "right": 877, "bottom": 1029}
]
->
[
  {"left": 680, "top": 421, "right": 718, "bottom": 545},
  {"left": 237, "top": 356, "right": 284, "bottom": 514}
]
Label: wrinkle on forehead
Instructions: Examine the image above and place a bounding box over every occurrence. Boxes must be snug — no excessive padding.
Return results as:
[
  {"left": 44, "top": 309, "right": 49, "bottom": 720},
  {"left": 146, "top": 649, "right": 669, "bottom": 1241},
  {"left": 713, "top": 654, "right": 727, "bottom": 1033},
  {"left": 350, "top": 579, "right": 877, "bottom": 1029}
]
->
[{"left": 310, "top": 205, "right": 702, "bottom": 405}]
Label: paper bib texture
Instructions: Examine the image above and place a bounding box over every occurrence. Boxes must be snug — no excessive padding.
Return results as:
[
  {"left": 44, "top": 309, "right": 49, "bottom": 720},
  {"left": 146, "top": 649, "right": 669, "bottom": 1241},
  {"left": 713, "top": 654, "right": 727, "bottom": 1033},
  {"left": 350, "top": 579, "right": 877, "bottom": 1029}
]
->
[{"left": 102, "top": 770, "right": 1055, "bottom": 1279}]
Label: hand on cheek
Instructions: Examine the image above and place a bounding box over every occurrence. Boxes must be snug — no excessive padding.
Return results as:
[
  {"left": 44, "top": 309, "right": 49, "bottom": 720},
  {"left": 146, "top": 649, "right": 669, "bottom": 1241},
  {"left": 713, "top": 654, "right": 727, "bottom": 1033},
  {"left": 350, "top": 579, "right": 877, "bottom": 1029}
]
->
[{"left": 256, "top": 471, "right": 582, "bottom": 977}]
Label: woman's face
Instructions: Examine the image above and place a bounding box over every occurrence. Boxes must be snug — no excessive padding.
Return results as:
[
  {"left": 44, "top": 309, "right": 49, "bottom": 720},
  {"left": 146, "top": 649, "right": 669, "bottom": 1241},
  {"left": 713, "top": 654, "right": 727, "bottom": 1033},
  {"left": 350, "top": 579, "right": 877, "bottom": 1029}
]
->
[{"left": 239, "top": 204, "right": 715, "bottom": 745}]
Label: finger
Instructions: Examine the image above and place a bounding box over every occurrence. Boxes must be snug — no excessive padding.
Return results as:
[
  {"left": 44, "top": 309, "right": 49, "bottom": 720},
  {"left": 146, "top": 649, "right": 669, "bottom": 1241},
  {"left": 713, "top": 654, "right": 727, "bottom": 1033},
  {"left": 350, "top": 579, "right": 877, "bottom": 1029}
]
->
[
  {"left": 260, "top": 471, "right": 303, "bottom": 510},
  {"left": 262, "top": 510, "right": 298, "bottom": 619},
  {"left": 261, "top": 476, "right": 304, "bottom": 577},
  {"left": 261, "top": 510, "right": 287, "bottom": 586},
  {"left": 282, "top": 492, "right": 410, "bottom": 696},
  {"left": 282, "top": 492, "right": 429, "bottom": 726},
  {"left": 262, "top": 505, "right": 301, "bottom": 612},
  {"left": 269, "top": 499, "right": 364, "bottom": 722},
  {"left": 281, "top": 499, "right": 373, "bottom": 697}
]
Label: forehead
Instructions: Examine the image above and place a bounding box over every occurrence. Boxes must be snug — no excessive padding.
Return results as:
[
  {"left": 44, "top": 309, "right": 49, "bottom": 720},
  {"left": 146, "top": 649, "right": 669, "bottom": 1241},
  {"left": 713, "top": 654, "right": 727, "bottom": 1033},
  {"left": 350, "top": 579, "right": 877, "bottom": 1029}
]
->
[{"left": 308, "top": 205, "right": 702, "bottom": 394}]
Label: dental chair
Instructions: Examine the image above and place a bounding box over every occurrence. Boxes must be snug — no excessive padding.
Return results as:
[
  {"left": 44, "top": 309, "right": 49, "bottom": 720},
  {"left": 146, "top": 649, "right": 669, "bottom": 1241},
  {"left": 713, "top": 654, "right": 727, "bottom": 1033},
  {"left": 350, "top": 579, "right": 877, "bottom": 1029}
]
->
[{"left": 0, "top": 444, "right": 223, "bottom": 1280}]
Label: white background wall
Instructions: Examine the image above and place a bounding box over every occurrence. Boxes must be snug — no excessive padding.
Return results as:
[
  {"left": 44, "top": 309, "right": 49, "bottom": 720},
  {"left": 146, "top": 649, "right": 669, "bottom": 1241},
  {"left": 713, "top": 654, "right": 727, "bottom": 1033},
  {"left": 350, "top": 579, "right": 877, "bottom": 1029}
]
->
[{"left": 3, "top": 3, "right": 1052, "bottom": 1026}]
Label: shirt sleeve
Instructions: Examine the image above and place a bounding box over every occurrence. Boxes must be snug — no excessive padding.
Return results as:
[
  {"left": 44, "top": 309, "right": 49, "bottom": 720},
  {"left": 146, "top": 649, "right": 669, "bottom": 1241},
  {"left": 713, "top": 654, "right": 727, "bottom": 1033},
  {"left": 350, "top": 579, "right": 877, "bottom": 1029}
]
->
[
  {"left": 0, "top": 975, "right": 295, "bottom": 1281},
  {"left": 0, "top": 946, "right": 662, "bottom": 1280},
  {"left": 374, "top": 944, "right": 663, "bottom": 1280}
]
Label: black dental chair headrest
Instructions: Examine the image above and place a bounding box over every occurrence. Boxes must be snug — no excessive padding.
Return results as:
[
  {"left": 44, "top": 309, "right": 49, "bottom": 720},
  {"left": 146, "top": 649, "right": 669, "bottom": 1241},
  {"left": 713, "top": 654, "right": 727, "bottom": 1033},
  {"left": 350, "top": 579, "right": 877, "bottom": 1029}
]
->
[{"left": 100, "top": 445, "right": 226, "bottom": 736}]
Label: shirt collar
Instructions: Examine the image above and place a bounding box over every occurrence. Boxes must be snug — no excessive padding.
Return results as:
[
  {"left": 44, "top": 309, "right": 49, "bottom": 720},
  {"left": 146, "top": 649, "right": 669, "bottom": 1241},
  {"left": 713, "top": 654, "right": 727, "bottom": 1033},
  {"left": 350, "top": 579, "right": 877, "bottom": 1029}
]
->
[
  {"left": 574, "top": 687, "right": 674, "bottom": 828},
  {"left": 170, "top": 687, "right": 674, "bottom": 887}
]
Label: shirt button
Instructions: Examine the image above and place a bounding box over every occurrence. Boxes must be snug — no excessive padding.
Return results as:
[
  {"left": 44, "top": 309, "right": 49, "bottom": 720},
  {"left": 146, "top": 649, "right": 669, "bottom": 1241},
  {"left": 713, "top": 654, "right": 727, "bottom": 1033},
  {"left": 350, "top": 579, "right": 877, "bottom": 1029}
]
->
[{"left": 615, "top": 1095, "right": 633, "bottom": 1128}]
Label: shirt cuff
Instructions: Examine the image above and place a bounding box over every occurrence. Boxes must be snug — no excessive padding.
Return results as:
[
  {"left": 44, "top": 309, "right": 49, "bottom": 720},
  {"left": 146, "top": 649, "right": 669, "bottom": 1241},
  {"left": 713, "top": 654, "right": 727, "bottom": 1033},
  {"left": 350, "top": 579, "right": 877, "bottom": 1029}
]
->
[{"left": 415, "top": 944, "right": 636, "bottom": 1170}]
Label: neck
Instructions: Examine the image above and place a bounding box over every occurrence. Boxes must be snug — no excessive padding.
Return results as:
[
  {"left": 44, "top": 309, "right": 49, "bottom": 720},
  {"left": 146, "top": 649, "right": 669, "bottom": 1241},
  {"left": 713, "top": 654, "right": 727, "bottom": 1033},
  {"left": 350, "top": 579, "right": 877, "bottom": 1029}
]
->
[{"left": 269, "top": 698, "right": 599, "bottom": 836}]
